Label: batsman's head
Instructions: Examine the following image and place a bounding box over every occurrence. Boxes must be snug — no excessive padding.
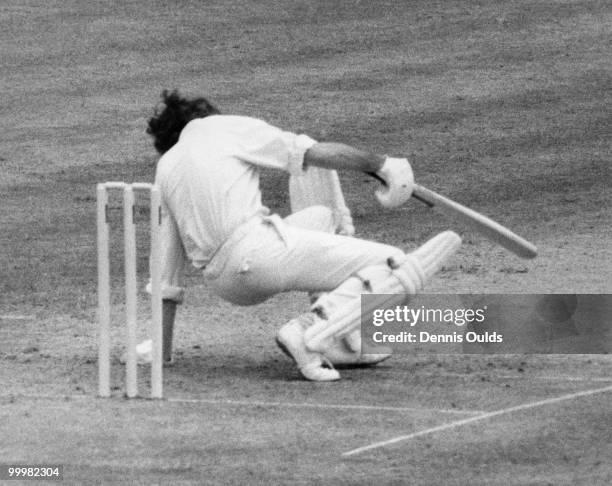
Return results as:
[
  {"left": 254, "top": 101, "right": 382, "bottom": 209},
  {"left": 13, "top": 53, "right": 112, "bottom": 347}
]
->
[{"left": 147, "top": 89, "right": 220, "bottom": 154}]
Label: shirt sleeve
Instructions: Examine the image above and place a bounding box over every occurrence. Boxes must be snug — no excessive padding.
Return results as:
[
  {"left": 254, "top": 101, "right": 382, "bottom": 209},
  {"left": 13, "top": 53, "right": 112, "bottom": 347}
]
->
[
  {"left": 235, "top": 119, "right": 318, "bottom": 176},
  {"left": 146, "top": 197, "right": 187, "bottom": 303}
]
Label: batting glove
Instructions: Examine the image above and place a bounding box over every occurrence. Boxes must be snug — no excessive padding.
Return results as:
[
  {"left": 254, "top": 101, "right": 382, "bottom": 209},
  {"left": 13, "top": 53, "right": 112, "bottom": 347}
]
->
[{"left": 375, "top": 157, "right": 414, "bottom": 208}]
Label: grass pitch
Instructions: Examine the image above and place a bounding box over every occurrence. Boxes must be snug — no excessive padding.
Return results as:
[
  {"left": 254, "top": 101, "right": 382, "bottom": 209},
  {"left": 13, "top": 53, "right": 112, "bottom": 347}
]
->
[{"left": 1, "top": 0, "right": 611, "bottom": 484}]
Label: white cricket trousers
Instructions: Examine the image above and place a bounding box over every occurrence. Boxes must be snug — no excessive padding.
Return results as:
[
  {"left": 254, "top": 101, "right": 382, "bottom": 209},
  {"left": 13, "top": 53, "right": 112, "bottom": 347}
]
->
[{"left": 204, "top": 206, "right": 405, "bottom": 306}]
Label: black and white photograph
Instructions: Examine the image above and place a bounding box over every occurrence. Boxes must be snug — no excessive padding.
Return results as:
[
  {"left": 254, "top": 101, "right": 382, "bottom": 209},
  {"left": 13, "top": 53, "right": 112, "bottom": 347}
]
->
[{"left": 1, "top": 0, "right": 611, "bottom": 484}]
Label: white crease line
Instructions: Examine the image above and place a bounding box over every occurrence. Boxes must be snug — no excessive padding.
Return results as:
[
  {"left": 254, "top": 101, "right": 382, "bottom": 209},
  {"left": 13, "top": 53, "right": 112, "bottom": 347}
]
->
[
  {"left": 0, "top": 394, "right": 90, "bottom": 402},
  {"left": 496, "top": 374, "right": 612, "bottom": 383},
  {"left": 167, "top": 397, "right": 485, "bottom": 415},
  {"left": 0, "top": 315, "right": 34, "bottom": 320},
  {"left": 378, "top": 370, "right": 612, "bottom": 383},
  {"left": 0, "top": 394, "right": 483, "bottom": 415},
  {"left": 343, "top": 384, "right": 612, "bottom": 457}
]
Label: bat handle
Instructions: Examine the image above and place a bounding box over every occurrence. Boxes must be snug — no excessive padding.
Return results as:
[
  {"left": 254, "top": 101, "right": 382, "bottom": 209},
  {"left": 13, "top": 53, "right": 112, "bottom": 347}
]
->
[{"left": 411, "top": 191, "right": 434, "bottom": 207}]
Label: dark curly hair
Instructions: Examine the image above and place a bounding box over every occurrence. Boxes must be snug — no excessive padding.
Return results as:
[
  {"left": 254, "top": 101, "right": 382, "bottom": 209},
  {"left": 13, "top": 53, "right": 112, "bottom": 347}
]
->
[{"left": 146, "top": 89, "right": 220, "bottom": 154}]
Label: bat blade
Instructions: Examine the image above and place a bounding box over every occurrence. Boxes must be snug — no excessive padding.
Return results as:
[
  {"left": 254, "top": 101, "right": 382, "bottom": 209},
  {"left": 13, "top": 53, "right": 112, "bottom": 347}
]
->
[{"left": 412, "top": 184, "right": 537, "bottom": 259}]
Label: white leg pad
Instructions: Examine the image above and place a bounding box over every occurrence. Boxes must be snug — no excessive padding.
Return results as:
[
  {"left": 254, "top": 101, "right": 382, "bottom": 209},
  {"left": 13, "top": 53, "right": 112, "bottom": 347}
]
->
[{"left": 304, "top": 231, "right": 461, "bottom": 352}]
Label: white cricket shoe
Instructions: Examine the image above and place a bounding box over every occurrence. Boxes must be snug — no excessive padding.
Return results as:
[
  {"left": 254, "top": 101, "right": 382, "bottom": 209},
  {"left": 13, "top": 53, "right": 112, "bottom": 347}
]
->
[
  {"left": 276, "top": 319, "right": 341, "bottom": 382},
  {"left": 135, "top": 339, "right": 153, "bottom": 364},
  {"left": 119, "top": 339, "right": 152, "bottom": 365},
  {"left": 323, "top": 329, "right": 392, "bottom": 367},
  {"left": 323, "top": 339, "right": 392, "bottom": 367},
  {"left": 120, "top": 339, "right": 173, "bottom": 365}
]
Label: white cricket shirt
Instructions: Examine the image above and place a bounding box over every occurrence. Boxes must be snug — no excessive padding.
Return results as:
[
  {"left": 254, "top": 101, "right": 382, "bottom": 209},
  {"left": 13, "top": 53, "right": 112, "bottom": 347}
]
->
[{"left": 153, "top": 115, "right": 317, "bottom": 301}]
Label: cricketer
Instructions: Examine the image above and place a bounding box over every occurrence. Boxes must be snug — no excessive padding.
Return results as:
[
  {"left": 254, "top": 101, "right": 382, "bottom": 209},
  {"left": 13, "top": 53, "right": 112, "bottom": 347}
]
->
[{"left": 141, "top": 90, "right": 461, "bottom": 381}]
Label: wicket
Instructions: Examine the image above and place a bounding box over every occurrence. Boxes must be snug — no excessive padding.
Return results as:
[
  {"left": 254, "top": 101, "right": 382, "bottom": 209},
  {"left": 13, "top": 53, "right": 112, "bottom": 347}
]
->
[{"left": 97, "top": 182, "right": 163, "bottom": 399}]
